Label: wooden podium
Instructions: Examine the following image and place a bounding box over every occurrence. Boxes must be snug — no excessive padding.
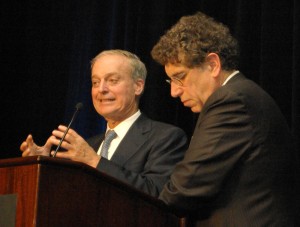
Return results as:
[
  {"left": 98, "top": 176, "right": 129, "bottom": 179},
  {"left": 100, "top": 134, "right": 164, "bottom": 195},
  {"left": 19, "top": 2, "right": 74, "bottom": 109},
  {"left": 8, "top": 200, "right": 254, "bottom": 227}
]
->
[{"left": 0, "top": 156, "right": 189, "bottom": 227}]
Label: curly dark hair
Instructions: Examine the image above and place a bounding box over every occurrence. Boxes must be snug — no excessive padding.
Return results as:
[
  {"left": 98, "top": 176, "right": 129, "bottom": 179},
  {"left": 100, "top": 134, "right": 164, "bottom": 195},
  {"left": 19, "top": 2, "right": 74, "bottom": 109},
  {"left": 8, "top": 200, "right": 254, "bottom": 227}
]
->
[{"left": 151, "top": 12, "right": 239, "bottom": 70}]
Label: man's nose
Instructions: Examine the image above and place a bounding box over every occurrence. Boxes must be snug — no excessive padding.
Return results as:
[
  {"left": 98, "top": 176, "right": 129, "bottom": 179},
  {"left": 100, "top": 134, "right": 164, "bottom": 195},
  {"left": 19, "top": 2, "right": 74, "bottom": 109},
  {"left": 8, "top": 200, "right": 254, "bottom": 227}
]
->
[
  {"left": 170, "top": 83, "right": 183, "bottom": 98},
  {"left": 98, "top": 81, "right": 109, "bottom": 93}
]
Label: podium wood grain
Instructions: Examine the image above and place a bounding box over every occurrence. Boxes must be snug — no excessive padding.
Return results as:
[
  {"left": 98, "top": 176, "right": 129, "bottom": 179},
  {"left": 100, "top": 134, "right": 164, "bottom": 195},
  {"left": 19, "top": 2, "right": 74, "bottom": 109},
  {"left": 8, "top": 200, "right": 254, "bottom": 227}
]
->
[{"left": 0, "top": 156, "right": 189, "bottom": 227}]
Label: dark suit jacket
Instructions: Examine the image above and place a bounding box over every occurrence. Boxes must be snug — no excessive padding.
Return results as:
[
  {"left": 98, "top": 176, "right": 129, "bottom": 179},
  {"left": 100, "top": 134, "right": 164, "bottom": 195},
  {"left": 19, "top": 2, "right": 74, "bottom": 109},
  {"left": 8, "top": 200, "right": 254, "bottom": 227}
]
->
[
  {"left": 159, "top": 73, "right": 298, "bottom": 226},
  {"left": 87, "top": 113, "right": 188, "bottom": 197}
]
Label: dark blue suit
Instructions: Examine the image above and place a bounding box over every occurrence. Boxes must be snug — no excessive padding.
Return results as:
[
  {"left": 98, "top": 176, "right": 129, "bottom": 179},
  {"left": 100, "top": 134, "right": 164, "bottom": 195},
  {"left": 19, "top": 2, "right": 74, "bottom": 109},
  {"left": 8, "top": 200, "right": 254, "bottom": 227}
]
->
[{"left": 87, "top": 113, "right": 188, "bottom": 197}]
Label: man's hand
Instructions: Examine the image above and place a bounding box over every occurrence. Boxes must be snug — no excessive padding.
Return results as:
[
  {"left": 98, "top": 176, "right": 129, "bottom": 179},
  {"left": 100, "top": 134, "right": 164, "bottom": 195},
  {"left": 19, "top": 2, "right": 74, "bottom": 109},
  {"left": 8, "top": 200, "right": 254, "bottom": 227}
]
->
[
  {"left": 20, "top": 134, "right": 52, "bottom": 157},
  {"left": 49, "top": 125, "right": 100, "bottom": 168}
]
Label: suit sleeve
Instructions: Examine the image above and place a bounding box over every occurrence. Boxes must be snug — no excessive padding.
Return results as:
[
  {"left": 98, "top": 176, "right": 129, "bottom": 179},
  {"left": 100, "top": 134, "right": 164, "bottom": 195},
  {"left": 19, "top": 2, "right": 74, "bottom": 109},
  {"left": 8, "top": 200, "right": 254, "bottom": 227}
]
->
[
  {"left": 159, "top": 90, "right": 254, "bottom": 210},
  {"left": 96, "top": 125, "right": 188, "bottom": 197}
]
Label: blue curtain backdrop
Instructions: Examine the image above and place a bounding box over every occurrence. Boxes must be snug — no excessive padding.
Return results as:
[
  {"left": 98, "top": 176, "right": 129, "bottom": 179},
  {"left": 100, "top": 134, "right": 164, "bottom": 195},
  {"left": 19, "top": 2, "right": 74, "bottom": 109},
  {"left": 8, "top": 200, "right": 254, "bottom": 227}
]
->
[{"left": 0, "top": 0, "right": 299, "bottom": 159}]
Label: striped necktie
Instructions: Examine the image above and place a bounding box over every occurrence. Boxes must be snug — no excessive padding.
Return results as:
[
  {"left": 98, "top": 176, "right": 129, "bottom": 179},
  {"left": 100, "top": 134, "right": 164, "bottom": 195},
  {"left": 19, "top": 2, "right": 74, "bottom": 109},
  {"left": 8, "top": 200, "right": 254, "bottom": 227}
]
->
[{"left": 100, "top": 130, "right": 117, "bottom": 159}]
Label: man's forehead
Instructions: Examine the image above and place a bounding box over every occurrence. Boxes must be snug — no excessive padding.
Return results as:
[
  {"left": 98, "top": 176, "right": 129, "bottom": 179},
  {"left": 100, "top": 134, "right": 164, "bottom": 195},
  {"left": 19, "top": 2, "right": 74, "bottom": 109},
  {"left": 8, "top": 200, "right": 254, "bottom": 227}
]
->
[{"left": 165, "top": 63, "right": 187, "bottom": 75}]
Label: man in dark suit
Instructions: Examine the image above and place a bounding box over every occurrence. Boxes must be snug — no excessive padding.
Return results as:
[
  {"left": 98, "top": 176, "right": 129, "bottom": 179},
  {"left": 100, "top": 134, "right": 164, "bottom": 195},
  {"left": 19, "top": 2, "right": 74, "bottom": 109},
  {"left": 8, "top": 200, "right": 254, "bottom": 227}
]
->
[
  {"left": 20, "top": 50, "right": 187, "bottom": 197},
  {"left": 151, "top": 12, "right": 298, "bottom": 226}
]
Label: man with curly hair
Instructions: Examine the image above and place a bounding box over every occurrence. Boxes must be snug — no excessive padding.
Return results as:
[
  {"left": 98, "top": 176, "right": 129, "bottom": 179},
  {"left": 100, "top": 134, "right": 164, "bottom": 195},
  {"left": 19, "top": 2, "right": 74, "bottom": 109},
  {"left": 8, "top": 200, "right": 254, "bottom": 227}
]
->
[{"left": 151, "top": 11, "right": 298, "bottom": 226}]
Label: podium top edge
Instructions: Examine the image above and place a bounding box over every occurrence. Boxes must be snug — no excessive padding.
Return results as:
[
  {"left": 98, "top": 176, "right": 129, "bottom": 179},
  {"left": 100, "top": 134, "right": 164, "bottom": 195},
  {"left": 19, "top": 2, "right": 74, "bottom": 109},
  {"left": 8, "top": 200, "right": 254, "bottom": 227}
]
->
[{"left": 0, "top": 156, "right": 81, "bottom": 168}]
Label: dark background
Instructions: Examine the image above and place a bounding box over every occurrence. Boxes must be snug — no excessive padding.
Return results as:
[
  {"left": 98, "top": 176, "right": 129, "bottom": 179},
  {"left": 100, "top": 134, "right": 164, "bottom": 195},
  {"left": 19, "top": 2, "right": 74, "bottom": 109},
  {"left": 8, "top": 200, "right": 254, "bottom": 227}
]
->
[{"left": 0, "top": 0, "right": 299, "bottom": 159}]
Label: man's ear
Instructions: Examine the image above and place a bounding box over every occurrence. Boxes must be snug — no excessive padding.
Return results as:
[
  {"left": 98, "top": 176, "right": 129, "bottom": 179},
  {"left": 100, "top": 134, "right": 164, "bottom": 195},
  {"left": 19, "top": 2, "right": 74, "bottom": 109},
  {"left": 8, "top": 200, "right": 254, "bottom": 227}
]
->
[
  {"left": 205, "top": 53, "right": 221, "bottom": 77},
  {"left": 134, "top": 79, "right": 145, "bottom": 95}
]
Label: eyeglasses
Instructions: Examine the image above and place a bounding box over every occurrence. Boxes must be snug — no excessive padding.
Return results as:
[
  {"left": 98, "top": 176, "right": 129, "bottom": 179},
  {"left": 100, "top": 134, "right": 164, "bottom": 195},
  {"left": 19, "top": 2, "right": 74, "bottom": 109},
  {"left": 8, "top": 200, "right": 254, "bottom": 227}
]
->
[
  {"left": 165, "top": 72, "right": 187, "bottom": 86},
  {"left": 165, "top": 78, "right": 183, "bottom": 86}
]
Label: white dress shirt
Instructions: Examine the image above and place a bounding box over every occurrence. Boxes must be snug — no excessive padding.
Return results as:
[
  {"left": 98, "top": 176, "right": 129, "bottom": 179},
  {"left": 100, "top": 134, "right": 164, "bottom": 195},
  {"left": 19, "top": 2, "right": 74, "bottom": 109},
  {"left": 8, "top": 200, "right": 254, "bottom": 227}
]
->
[{"left": 97, "top": 110, "right": 141, "bottom": 159}]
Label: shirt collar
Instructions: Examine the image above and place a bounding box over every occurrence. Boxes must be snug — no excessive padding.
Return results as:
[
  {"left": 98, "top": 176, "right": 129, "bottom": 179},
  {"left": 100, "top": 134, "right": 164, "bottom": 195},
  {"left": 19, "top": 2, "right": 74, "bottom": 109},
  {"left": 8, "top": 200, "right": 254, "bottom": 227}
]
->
[
  {"left": 222, "top": 70, "right": 240, "bottom": 86},
  {"left": 106, "top": 110, "right": 141, "bottom": 139}
]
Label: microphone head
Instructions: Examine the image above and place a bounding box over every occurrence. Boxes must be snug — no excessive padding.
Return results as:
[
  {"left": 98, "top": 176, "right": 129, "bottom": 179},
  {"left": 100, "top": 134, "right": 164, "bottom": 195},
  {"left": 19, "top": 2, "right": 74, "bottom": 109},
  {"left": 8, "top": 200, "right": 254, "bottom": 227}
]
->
[{"left": 75, "top": 102, "right": 83, "bottom": 110}]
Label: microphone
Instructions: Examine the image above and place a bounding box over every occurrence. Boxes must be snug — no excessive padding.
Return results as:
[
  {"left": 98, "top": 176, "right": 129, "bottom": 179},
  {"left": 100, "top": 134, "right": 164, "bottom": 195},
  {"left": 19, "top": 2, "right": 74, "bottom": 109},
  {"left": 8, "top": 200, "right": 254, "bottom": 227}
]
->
[{"left": 52, "top": 102, "right": 83, "bottom": 157}]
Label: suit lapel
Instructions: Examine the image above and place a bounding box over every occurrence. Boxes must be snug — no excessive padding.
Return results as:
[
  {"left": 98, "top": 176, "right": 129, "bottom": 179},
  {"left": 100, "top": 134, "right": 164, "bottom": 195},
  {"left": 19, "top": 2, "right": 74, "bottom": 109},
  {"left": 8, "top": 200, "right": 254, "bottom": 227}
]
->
[
  {"left": 88, "top": 134, "right": 105, "bottom": 151},
  {"left": 110, "top": 114, "right": 151, "bottom": 166}
]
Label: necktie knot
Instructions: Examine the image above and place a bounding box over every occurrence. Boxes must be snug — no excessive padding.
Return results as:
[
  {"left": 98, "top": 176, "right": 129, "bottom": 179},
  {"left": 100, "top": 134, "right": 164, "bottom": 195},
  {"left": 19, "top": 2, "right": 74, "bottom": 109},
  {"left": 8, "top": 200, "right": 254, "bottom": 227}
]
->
[{"left": 101, "top": 130, "right": 117, "bottom": 159}]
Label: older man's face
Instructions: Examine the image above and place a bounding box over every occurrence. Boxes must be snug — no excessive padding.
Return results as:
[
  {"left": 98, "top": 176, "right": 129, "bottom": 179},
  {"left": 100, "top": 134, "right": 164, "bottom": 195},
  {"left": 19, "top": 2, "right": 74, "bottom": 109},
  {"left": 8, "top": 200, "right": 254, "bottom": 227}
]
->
[{"left": 91, "top": 54, "right": 144, "bottom": 122}]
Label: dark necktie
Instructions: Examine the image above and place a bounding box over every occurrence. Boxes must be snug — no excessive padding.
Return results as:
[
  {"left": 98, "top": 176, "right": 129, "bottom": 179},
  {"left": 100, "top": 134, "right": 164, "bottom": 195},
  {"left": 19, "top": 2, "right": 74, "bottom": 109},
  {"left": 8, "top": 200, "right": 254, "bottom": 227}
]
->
[{"left": 100, "top": 130, "right": 117, "bottom": 159}]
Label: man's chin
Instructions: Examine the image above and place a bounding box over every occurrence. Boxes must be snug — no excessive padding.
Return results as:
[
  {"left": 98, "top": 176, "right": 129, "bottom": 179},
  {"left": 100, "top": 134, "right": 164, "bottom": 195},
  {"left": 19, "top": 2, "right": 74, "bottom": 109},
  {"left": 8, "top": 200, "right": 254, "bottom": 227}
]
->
[
  {"left": 190, "top": 105, "right": 201, "bottom": 113},
  {"left": 97, "top": 108, "right": 116, "bottom": 117}
]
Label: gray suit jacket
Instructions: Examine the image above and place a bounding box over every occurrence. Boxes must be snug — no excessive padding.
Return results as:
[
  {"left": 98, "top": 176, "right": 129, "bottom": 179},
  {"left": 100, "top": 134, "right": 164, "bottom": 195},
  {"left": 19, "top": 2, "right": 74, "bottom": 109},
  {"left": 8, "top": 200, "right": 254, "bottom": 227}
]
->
[
  {"left": 87, "top": 113, "right": 188, "bottom": 197},
  {"left": 159, "top": 73, "right": 298, "bottom": 226}
]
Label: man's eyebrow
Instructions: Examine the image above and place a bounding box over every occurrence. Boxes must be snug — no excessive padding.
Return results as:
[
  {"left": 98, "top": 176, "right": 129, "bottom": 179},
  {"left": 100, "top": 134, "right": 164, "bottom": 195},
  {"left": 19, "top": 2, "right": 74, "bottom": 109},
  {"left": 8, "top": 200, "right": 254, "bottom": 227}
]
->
[
  {"left": 170, "top": 71, "right": 186, "bottom": 78},
  {"left": 92, "top": 72, "right": 120, "bottom": 78}
]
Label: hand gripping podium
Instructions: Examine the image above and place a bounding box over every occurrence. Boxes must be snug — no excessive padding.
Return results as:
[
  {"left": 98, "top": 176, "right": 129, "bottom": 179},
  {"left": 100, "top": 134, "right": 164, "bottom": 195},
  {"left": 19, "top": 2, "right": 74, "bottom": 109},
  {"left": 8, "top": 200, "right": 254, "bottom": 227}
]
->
[{"left": 0, "top": 156, "right": 189, "bottom": 227}]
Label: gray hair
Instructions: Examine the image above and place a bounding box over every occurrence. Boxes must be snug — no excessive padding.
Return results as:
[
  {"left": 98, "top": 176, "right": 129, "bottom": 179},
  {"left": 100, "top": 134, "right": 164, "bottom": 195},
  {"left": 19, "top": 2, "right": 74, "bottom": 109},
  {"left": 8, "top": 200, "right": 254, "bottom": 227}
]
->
[{"left": 91, "top": 49, "right": 147, "bottom": 81}]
